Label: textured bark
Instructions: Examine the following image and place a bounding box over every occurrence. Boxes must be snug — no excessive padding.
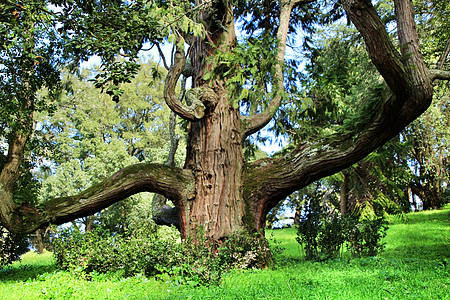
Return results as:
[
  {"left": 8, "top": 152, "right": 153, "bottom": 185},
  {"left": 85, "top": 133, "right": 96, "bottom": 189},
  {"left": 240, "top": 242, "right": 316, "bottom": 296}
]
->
[
  {"left": 1, "top": 0, "right": 448, "bottom": 246},
  {"left": 181, "top": 91, "right": 245, "bottom": 239},
  {"left": 0, "top": 133, "right": 29, "bottom": 228},
  {"left": 4, "top": 164, "right": 194, "bottom": 233}
]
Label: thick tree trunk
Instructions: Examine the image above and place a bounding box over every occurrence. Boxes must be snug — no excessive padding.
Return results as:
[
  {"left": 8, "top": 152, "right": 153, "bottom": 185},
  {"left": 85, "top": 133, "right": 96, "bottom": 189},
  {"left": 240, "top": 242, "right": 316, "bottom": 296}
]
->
[
  {"left": 1, "top": 0, "right": 447, "bottom": 253},
  {"left": 179, "top": 89, "right": 246, "bottom": 240}
]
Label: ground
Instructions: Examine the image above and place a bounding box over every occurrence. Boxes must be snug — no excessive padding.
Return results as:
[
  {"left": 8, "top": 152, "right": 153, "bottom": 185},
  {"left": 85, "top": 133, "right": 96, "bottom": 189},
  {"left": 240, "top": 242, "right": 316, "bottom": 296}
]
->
[{"left": 1, "top": 204, "right": 449, "bottom": 299}]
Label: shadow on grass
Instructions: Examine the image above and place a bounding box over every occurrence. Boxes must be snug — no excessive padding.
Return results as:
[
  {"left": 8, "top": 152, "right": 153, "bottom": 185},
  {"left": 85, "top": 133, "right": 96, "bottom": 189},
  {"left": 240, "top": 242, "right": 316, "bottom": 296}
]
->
[{"left": 0, "top": 262, "right": 58, "bottom": 283}]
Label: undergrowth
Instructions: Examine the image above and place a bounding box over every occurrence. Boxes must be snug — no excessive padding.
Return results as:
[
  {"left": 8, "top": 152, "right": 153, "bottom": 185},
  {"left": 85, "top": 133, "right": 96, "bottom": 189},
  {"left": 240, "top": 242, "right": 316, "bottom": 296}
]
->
[{"left": 0, "top": 204, "right": 448, "bottom": 299}]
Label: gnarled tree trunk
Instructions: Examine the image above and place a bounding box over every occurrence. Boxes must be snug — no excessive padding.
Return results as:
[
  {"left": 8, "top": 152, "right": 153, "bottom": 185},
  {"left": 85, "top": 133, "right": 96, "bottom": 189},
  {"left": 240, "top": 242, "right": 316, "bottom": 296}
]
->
[{"left": 1, "top": 0, "right": 449, "bottom": 250}]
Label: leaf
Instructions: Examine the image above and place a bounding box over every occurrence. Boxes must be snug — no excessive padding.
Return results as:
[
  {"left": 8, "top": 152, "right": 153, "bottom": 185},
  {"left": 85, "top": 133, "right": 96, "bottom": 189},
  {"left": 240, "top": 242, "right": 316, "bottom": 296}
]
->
[{"left": 202, "top": 72, "right": 212, "bottom": 81}]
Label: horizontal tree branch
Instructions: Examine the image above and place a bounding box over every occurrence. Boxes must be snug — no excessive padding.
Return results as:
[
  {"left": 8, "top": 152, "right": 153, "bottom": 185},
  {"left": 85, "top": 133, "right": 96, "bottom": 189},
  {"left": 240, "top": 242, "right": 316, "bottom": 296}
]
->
[
  {"left": 8, "top": 163, "right": 194, "bottom": 234},
  {"left": 430, "top": 69, "right": 450, "bottom": 81}
]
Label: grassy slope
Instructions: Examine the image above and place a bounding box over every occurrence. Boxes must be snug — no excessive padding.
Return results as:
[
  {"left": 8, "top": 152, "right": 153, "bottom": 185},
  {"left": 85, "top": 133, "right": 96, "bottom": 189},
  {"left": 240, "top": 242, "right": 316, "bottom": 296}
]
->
[{"left": 1, "top": 205, "right": 449, "bottom": 300}]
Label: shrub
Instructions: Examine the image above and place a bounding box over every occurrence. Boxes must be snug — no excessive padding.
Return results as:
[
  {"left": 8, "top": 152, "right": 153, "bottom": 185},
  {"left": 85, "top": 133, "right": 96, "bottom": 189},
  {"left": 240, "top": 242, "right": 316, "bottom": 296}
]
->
[
  {"left": 217, "top": 231, "right": 274, "bottom": 269},
  {"left": 0, "top": 225, "right": 29, "bottom": 268},
  {"left": 52, "top": 223, "right": 181, "bottom": 277},
  {"left": 296, "top": 200, "right": 388, "bottom": 261},
  {"left": 345, "top": 216, "right": 388, "bottom": 257},
  {"left": 296, "top": 200, "right": 346, "bottom": 261},
  {"left": 52, "top": 224, "right": 276, "bottom": 285}
]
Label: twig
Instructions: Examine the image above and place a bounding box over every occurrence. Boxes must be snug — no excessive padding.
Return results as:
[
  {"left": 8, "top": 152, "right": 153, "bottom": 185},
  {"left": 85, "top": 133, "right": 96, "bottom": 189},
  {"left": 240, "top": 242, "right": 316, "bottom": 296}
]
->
[
  {"left": 286, "top": 280, "right": 297, "bottom": 300},
  {"left": 157, "top": 43, "right": 170, "bottom": 70}
]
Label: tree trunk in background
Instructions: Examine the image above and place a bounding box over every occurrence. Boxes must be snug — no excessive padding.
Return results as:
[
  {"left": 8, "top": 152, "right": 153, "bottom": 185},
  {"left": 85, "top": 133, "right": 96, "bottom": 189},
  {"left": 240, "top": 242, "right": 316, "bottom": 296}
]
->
[
  {"left": 34, "top": 229, "right": 44, "bottom": 254},
  {"left": 340, "top": 173, "right": 348, "bottom": 216},
  {"left": 84, "top": 215, "right": 95, "bottom": 232}
]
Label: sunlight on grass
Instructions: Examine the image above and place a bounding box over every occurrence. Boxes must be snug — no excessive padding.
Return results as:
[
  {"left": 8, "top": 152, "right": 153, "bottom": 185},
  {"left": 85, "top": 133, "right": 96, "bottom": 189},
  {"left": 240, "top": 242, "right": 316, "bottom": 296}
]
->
[{"left": 1, "top": 205, "right": 449, "bottom": 299}]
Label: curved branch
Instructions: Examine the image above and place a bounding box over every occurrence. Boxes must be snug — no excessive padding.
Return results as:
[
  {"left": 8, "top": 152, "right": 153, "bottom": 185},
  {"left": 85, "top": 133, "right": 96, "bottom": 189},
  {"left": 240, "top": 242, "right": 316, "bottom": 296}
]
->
[
  {"left": 245, "top": 0, "right": 435, "bottom": 230},
  {"left": 164, "top": 43, "right": 206, "bottom": 121},
  {"left": 241, "top": 0, "right": 298, "bottom": 139},
  {"left": 430, "top": 69, "right": 450, "bottom": 81},
  {"left": 341, "top": 0, "right": 409, "bottom": 95},
  {"left": 7, "top": 164, "right": 194, "bottom": 234}
]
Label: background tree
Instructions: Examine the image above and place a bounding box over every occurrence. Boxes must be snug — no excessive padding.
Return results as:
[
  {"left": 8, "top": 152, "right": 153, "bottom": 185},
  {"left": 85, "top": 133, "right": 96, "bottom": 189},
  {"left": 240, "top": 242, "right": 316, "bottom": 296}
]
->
[
  {"left": 404, "top": 93, "right": 450, "bottom": 210},
  {"left": 0, "top": 0, "right": 449, "bottom": 252},
  {"left": 38, "top": 61, "right": 182, "bottom": 233}
]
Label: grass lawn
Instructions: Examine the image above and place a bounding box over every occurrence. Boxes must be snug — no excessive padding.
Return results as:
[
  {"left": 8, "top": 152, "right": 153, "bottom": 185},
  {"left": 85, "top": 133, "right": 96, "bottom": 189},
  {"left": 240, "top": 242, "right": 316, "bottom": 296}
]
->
[{"left": 1, "top": 205, "right": 449, "bottom": 299}]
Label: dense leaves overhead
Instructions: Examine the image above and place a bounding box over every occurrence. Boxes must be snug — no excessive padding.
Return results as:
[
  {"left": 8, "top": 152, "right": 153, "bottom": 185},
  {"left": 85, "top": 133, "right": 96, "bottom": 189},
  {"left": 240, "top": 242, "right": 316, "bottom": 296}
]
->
[
  {"left": 0, "top": 1, "right": 62, "bottom": 136},
  {"left": 0, "top": 0, "right": 449, "bottom": 245}
]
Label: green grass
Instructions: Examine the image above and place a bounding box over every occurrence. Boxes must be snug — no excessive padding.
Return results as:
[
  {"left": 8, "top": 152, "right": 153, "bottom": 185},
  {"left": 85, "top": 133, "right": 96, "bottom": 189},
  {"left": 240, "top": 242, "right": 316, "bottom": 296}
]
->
[{"left": 1, "top": 205, "right": 449, "bottom": 299}]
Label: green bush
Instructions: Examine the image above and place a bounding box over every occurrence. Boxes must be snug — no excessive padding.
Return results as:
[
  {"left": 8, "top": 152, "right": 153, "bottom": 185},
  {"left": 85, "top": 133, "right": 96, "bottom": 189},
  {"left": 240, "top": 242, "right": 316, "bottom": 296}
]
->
[
  {"left": 0, "top": 225, "right": 29, "bottom": 268},
  {"left": 346, "top": 216, "right": 388, "bottom": 257},
  {"left": 296, "top": 200, "right": 388, "bottom": 261},
  {"left": 296, "top": 200, "right": 346, "bottom": 261},
  {"left": 52, "top": 223, "right": 180, "bottom": 277},
  {"left": 52, "top": 224, "right": 276, "bottom": 286}
]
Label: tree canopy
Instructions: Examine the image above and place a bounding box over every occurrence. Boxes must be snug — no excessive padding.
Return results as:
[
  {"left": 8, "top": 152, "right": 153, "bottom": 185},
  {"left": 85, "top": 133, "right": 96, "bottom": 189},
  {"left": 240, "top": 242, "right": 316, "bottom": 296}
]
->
[{"left": 0, "top": 0, "right": 449, "bottom": 245}]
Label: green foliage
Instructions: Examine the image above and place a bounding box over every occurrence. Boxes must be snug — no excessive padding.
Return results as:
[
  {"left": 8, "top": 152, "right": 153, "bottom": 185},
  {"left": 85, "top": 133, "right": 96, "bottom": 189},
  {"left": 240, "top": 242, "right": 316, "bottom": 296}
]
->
[
  {"left": 52, "top": 225, "right": 275, "bottom": 286},
  {"left": 345, "top": 216, "right": 388, "bottom": 258},
  {"left": 37, "top": 60, "right": 183, "bottom": 232},
  {"left": 1, "top": 206, "right": 449, "bottom": 299},
  {"left": 203, "top": 36, "right": 281, "bottom": 109},
  {"left": 272, "top": 22, "right": 380, "bottom": 143},
  {"left": 415, "top": 0, "right": 450, "bottom": 69},
  {"left": 402, "top": 85, "right": 450, "bottom": 209},
  {"left": 296, "top": 198, "right": 389, "bottom": 261},
  {"left": 0, "top": 226, "right": 28, "bottom": 268},
  {"left": 296, "top": 199, "right": 346, "bottom": 261},
  {"left": 52, "top": 223, "right": 179, "bottom": 277},
  {"left": 51, "top": 0, "right": 203, "bottom": 101},
  {"left": 0, "top": 0, "right": 62, "bottom": 138}
]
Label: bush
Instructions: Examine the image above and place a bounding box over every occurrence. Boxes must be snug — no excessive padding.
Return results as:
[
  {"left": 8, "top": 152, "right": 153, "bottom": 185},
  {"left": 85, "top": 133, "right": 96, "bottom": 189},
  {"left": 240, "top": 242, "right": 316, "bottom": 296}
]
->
[
  {"left": 52, "top": 224, "right": 276, "bottom": 285},
  {"left": 296, "top": 200, "right": 346, "bottom": 261},
  {"left": 296, "top": 200, "right": 388, "bottom": 261},
  {"left": 0, "top": 225, "right": 29, "bottom": 268},
  {"left": 345, "top": 216, "right": 388, "bottom": 257},
  {"left": 52, "top": 223, "right": 180, "bottom": 277}
]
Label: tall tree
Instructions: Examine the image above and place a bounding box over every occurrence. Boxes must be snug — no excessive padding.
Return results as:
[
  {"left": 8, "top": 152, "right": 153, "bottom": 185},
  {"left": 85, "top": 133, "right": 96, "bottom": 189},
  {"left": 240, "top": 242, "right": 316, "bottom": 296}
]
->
[
  {"left": 1, "top": 0, "right": 449, "bottom": 248},
  {"left": 404, "top": 92, "right": 450, "bottom": 209},
  {"left": 38, "top": 61, "right": 178, "bottom": 232}
]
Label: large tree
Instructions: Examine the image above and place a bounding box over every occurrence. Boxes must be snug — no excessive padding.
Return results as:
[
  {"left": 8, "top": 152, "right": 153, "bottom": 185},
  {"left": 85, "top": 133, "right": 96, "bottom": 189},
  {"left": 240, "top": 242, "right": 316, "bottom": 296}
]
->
[{"left": 1, "top": 0, "right": 449, "bottom": 244}]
